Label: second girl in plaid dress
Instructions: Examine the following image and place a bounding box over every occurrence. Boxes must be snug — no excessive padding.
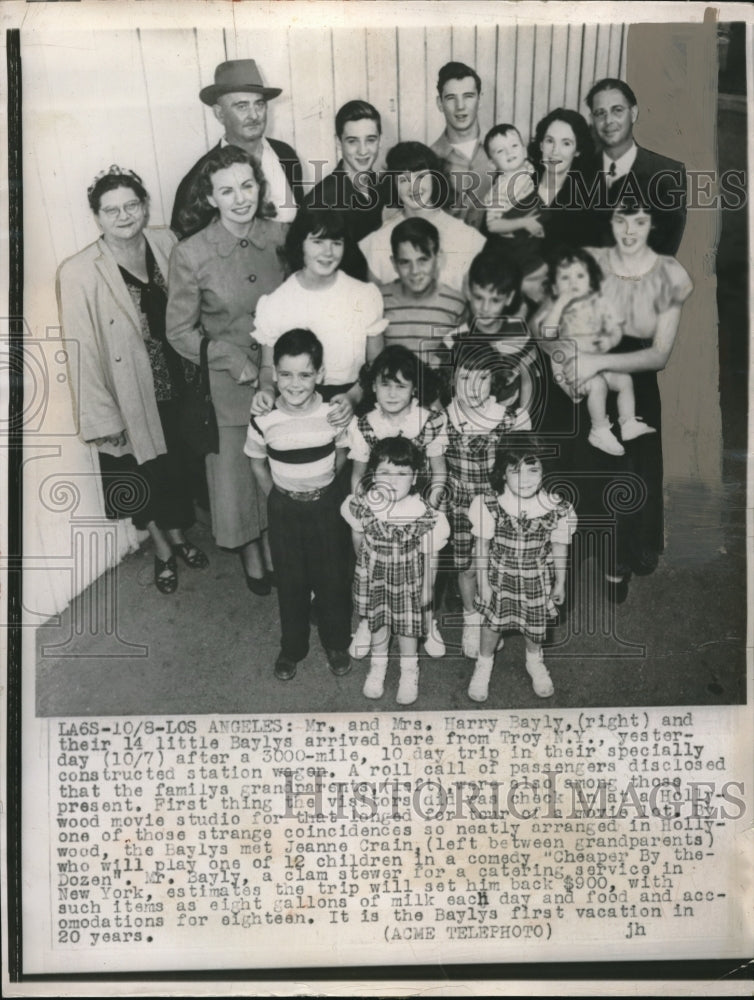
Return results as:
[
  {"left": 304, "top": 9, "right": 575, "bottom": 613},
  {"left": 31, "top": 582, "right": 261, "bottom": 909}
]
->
[
  {"left": 342, "top": 437, "right": 449, "bottom": 707},
  {"left": 444, "top": 341, "right": 529, "bottom": 659}
]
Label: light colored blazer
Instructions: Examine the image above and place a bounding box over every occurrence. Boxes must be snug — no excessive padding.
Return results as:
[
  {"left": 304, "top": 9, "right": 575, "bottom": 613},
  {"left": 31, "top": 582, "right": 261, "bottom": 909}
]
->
[{"left": 56, "top": 227, "right": 177, "bottom": 465}]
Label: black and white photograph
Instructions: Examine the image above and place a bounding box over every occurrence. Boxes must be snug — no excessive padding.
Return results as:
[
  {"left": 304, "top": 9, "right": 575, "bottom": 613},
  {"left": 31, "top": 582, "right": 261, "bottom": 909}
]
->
[{"left": 2, "top": 0, "right": 753, "bottom": 992}]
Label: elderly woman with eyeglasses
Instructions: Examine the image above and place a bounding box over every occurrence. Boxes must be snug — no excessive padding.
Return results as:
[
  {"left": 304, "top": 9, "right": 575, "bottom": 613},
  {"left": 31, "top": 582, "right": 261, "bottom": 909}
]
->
[{"left": 56, "top": 165, "right": 208, "bottom": 595}]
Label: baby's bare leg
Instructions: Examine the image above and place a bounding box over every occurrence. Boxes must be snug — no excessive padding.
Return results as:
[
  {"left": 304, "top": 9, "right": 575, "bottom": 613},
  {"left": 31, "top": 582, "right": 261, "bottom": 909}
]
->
[
  {"left": 603, "top": 371, "right": 636, "bottom": 422},
  {"left": 586, "top": 373, "right": 609, "bottom": 426}
]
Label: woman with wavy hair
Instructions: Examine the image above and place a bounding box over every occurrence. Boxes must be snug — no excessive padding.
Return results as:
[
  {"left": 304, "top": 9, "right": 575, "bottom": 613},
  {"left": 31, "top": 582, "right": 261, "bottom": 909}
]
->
[
  {"left": 167, "top": 145, "right": 287, "bottom": 594},
  {"left": 529, "top": 107, "right": 598, "bottom": 248},
  {"left": 56, "top": 166, "right": 208, "bottom": 595}
]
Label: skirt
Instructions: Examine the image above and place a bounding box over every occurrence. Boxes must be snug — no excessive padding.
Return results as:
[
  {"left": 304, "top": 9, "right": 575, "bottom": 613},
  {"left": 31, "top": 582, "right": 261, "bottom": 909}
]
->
[{"left": 205, "top": 425, "right": 268, "bottom": 549}]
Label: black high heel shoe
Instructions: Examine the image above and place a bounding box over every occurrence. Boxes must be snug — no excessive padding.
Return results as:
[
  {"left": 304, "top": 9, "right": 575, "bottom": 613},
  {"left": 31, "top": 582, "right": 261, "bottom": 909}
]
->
[
  {"left": 171, "top": 541, "right": 209, "bottom": 569},
  {"left": 154, "top": 554, "right": 178, "bottom": 595},
  {"left": 241, "top": 556, "right": 272, "bottom": 596}
]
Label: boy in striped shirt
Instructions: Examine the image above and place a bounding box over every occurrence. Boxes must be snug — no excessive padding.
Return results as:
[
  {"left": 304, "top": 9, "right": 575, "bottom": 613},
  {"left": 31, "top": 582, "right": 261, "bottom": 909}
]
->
[
  {"left": 245, "top": 329, "right": 352, "bottom": 681},
  {"left": 381, "top": 217, "right": 466, "bottom": 367}
]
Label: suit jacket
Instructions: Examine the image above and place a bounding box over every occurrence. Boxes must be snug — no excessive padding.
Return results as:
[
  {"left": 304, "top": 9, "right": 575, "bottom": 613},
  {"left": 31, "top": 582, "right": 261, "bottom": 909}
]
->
[
  {"left": 56, "top": 227, "right": 177, "bottom": 465},
  {"left": 171, "top": 138, "right": 304, "bottom": 240},
  {"left": 581, "top": 145, "right": 687, "bottom": 255}
]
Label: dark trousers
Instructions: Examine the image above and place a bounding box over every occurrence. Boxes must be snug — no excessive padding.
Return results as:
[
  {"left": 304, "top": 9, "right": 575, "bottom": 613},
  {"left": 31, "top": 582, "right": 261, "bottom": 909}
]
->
[
  {"left": 267, "top": 482, "right": 352, "bottom": 662},
  {"left": 98, "top": 400, "right": 195, "bottom": 532}
]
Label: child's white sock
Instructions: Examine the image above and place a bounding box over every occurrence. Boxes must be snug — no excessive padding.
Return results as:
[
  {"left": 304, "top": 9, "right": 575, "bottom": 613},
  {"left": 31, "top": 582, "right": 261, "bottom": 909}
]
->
[
  {"left": 423, "top": 618, "right": 446, "bottom": 658},
  {"left": 349, "top": 618, "right": 372, "bottom": 659},
  {"left": 462, "top": 610, "right": 482, "bottom": 658},
  {"left": 396, "top": 655, "right": 419, "bottom": 706},
  {"left": 363, "top": 654, "right": 388, "bottom": 699},
  {"left": 468, "top": 653, "right": 494, "bottom": 703},
  {"left": 525, "top": 649, "right": 554, "bottom": 698}
]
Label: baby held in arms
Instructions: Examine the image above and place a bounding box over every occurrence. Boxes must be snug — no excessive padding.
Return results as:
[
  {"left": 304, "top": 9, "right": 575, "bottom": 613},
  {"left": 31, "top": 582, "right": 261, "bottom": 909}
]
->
[{"left": 534, "top": 246, "right": 656, "bottom": 456}]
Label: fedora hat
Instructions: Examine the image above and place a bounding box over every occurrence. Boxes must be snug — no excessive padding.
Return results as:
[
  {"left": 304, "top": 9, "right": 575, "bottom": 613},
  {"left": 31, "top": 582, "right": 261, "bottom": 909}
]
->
[{"left": 199, "top": 60, "right": 282, "bottom": 106}]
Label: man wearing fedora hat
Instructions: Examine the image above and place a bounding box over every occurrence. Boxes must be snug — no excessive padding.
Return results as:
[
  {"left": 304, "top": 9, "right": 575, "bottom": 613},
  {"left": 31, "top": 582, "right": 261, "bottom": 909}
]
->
[{"left": 171, "top": 59, "right": 304, "bottom": 239}]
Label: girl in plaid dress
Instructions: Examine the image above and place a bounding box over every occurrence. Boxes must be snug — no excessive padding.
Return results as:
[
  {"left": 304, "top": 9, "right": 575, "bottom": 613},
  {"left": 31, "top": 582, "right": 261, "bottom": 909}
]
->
[
  {"left": 341, "top": 437, "right": 450, "bottom": 705},
  {"left": 348, "top": 345, "right": 447, "bottom": 660},
  {"left": 445, "top": 341, "right": 530, "bottom": 660},
  {"left": 467, "top": 435, "right": 576, "bottom": 703}
]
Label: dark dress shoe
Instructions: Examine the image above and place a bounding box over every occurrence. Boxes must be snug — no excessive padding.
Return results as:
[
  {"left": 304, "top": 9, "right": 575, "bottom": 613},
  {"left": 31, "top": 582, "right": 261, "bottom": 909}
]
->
[
  {"left": 325, "top": 647, "right": 352, "bottom": 676},
  {"left": 629, "top": 547, "right": 659, "bottom": 576},
  {"left": 274, "top": 654, "right": 298, "bottom": 681},
  {"left": 244, "top": 569, "right": 272, "bottom": 595},
  {"left": 605, "top": 576, "right": 629, "bottom": 604}
]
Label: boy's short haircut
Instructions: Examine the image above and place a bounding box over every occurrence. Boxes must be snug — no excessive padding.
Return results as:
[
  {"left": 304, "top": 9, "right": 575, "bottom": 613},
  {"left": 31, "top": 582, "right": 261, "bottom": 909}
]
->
[
  {"left": 335, "top": 99, "right": 382, "bottom": 138},
  {"left": 273, "top": 328, "right": 324, "bottom": 370},
  {"left": 390, "top": 217, "right": 440, "bottom": 259},
  {"left": 437, "top": 61, "right": 481, "bottom": 96},
  {"left": 483, "top": 123, "right": 523, "bottom": 157},
  {"left": 468, "top": 249, "right": 522, "bottom": 300}
]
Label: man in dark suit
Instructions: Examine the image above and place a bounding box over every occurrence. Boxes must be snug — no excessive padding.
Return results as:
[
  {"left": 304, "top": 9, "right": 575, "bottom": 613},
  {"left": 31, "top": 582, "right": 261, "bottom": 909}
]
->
[
  {"left": 583, "top": 78, "right": 687, "bottom": 255},
  {"left": 171, "top": 60, "right": 304, "bottom": 239}
]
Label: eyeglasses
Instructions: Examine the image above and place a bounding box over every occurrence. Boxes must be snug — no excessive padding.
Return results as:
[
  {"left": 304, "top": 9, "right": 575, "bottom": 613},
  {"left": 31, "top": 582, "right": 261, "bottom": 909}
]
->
[{"left": 100, "top": 200, "right": 143, "bottom": 219}]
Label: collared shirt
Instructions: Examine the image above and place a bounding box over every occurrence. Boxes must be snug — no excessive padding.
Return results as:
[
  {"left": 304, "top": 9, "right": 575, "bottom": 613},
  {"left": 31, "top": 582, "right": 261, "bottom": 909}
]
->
[
  {"left": 431, "top": 130, "right": 493, "bottom": 227},
  {"left": 468, "top": 489, "right": 577, "bottom": 544},
  {"left": 603, "top": 142, "right": 638, "bottom": 183}
]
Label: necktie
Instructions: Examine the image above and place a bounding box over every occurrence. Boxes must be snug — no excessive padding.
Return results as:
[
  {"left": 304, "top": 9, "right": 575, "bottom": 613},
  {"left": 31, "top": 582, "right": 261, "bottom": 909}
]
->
[{"left": 606, "top": 161, "right": 617, "bottom": 187}]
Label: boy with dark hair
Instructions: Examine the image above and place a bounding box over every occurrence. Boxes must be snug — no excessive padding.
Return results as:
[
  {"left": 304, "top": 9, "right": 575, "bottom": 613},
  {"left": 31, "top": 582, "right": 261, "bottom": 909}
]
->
[
  {"left": 245, "top": 328, "right": 352, "bottom": 680},
  {"left": 381, "top": 217, "right": 466, "bottom": 363},
  {"left": 305, "top": 99, "right": 385, "bottom": 243}
]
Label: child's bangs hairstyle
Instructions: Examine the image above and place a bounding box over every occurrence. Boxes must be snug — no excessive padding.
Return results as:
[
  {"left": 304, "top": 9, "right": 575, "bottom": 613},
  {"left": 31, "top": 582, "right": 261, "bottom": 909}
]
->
[
  {"left": 483, "top": 124, "right": 522, "bottom": 158},
  {"left": 366, "top": 435, "right": 423, "bottom": 477},
  {"left": 490, "top": 433, "right": 547, "bottom": 493},
  {"left": 284, "top": 206, "right": 351, "bottom": 273},
  {"left": 547, "top": 245, "right": 603, "bottom": 295},
  {"left": 468, "top": 249, "right": 522, "bottom": 314},
  {"left": 390, "top": 217, "right": 440, "bottom": 259},
  {"left": 358, "top": 344, "right": 438, "bottom": 413},
  {"left": 273, "top": 327, "right": 324, "bottom": 370},
  {"left": 384, "top": 142, "right": 449, "bottom": 210}
]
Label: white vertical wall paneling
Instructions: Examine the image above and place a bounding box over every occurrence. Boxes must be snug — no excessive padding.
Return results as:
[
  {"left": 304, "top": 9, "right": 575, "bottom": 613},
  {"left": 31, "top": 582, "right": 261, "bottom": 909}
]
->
[
  {"left": 495, "top": 26, "right": 517, "bottom": 129},
  {"left": 425, "top": 26, "right": 453, "bottom": 146},
  {"left": 579, "top": 24, "right": 599, "bottom": 98},
  {"left": 450, "top": 25, "right": 476, "bottom": 68},
  {"left": 548, "top": 25, "right": 569, "bottom": 111},
  {"left": 194, "top": 29, "right": 235, "bottom": 158},
  {"left": 138, "top": 28, "right": 208, "bottom": 226},
  {"left": 475, "top": 25, "right": 498, "bottom": 129},
  {"left": 287, "top": 27, "right": 336, "bottom": 186},
  {"left": 513, "top": 25, "right": 535, "bottom": 139},
  {"left": 365, "top": 28, "right": 399, "bottom": 170},
  {"left": 594, "top": 23, "right": 612, "bottom": 82},
  {"left": 564, "top": 23, "right": 584, "bottom": 112},
  {"left": 531, "top": 24, "right": 553, "bottom": 130},
  {"left": 234, "top": 30, "right": 299, "bottom": 166},
  {"left": 607, "top": 23, "right": 624, "bottom": 86},
  {"left": 397, "top": 27, "right": 429, "bottom": 146}
]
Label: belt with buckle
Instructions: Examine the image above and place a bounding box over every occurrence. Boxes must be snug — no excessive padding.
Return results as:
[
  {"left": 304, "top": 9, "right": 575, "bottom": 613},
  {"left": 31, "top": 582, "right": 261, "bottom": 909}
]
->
[{"left": 276, "top": 484, "right": 330, "bottom": 503}]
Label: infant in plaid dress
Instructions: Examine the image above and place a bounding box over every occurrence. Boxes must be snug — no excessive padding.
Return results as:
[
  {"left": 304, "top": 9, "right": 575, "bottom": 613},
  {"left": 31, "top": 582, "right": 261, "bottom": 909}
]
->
[
  {"left": 467, "top": 434, "right": 577, "bottom": 703},
  {"left": 341, "top": 437, "right": 449, "bottom": 706}
]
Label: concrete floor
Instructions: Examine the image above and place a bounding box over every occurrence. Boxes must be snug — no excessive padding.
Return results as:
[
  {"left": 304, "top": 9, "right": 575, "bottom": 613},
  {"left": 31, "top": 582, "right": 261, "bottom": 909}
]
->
[{"left": 35, "top": 99, "right": 749, "bottom": 717}]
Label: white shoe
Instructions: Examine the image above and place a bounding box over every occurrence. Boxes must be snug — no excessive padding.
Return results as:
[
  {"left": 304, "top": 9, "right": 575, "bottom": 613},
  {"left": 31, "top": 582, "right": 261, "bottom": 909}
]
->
[
  {"left": 462, "top": 612, "right": 482, "bottom": 658},
  {"left": 362, "top": 656, "right": 388, "bottom": 699},
  {"left": 588, "top": 424, "right": 625, "bottom": 456},
  {"left": 526, "top": 651, "right": 554, "bottom": 698},
  {"left": 423, "top": 618, "right": 446, "bottom": 658},
  {"left": 620, "top": 416, "right": 656, "bottom": 441},
  {"left": 349, "top": 618, "right": 372, "bottom": 659},
  {"left": 396, "top": 662, "right": 419, "bottom": 706},
  {"left": 468, "top": 656, "right": 494, "bottom": 702}
]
